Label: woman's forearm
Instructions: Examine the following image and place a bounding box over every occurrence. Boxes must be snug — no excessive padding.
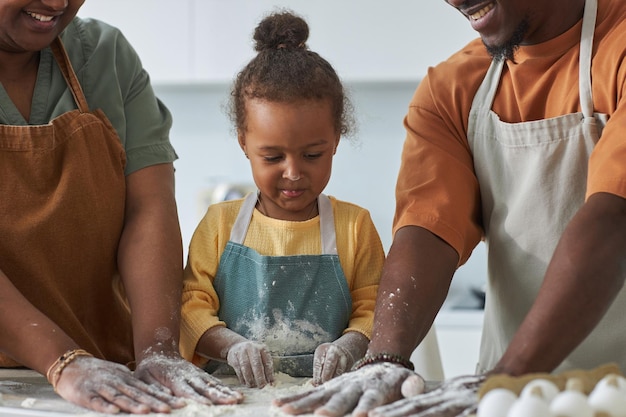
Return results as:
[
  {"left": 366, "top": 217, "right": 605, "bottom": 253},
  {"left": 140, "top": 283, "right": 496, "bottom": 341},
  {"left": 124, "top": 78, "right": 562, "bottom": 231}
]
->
[
  {"left": 0, "top": 269, "right": 78, "bottom": 374},
  {"left": 117, "top": 163, "right": 184, "bottom": 361}
]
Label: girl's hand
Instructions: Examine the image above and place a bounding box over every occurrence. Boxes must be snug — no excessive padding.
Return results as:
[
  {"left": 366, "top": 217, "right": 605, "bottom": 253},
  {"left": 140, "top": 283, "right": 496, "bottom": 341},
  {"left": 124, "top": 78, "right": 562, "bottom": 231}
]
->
[
  {"left": 312, "top": 342, "right": 352, "bottom": 385},
  {"left": 313, "top": 331, "right": 369, "bottom": 385},
  {"left": 135, "top": 353, "right": 244, "bottom": 405},
  {"left": 55, "top": 355, "right": 181, "bottom": 414},
  {"left": 226, "top": 340, "right": 274, "bottom": 388}
]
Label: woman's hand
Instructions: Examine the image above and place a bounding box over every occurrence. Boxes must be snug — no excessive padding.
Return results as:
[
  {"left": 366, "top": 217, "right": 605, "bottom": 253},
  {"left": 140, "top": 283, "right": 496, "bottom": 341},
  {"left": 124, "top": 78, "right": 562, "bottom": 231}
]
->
[
  {"left": 273, "top": 362, "right": 424, "bottom": 417},
  {"left": 55, "top": 355, "right": 182, "bottom": 414},
  {"left": 226, "top": 340, "right": 274, "bottom": 388},
  {"left": 135, "top": 353, "right": 244, "bottom": 405}
]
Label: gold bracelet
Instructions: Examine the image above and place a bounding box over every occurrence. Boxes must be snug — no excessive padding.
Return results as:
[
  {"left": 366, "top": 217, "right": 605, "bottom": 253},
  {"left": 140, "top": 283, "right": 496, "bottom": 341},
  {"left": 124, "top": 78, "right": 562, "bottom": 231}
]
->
[{"left": 46, "top": 349, "right": 93, "bottom": 390}]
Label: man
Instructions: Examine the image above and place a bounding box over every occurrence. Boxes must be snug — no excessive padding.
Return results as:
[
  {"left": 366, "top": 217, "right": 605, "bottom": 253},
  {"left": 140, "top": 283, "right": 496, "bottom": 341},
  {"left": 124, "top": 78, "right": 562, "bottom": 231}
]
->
[{"left": 274, "top": 0, "right": 626, "bottom": 415}]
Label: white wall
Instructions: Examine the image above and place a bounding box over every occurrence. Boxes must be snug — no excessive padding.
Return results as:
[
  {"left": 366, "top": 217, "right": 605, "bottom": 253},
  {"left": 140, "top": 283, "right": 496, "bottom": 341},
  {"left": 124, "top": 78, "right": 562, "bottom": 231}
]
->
[{"left": 77, "top": 0, "right": 477, "bottom": 83}]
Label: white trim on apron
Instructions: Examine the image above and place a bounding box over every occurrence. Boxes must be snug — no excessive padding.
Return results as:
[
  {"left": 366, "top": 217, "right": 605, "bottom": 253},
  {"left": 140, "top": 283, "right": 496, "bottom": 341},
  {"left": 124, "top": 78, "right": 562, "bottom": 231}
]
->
[{"left": 230, "top": 192, "right": 338, "bottom": 254}]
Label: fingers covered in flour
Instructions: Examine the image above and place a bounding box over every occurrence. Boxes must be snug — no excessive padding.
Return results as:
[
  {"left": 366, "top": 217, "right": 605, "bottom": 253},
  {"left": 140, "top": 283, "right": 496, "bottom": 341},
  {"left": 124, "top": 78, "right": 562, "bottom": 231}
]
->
[
  {"left": 275, "top": 362, "right": 419, "bottom": 416},
  {"left": 313, "top": 342, "right": 350, "bottom": 385},
  {"left": 227, "top": 340, "right": 274, "bottom": 388},
  {"left": 135, "top": 353, "right": 244, "bottom": 405},
  {"left": 313, "top": 331, "right": 369, "bottom": 386},
  {"left": 368, "top": 374, "right": 484, "bottom": 417},
  {"left": 55, "top": 356, "right": 174, "bottom": 414}
]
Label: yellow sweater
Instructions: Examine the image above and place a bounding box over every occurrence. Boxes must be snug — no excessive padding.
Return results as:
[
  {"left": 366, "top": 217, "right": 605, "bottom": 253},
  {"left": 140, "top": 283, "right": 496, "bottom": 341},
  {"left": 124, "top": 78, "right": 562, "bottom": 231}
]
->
[{"left": 180, "top": 195, "right": 384, "bottom": 364}]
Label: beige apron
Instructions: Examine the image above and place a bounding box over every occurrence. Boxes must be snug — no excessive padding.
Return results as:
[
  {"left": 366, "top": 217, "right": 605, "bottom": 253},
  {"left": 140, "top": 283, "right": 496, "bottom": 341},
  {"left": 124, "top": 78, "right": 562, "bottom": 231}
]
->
[
  {"left": 468, "top": 0, "right": 626, "bottom": 373},
  {"left": 0, "top": 38, "right": 134, "bottom": 367}
]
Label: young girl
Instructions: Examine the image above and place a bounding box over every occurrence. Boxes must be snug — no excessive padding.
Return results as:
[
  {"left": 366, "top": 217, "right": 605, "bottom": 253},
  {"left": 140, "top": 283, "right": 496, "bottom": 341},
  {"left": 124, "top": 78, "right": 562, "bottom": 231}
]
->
[{"left": 180, "top": 10, "right": 384, "bottom": 388}]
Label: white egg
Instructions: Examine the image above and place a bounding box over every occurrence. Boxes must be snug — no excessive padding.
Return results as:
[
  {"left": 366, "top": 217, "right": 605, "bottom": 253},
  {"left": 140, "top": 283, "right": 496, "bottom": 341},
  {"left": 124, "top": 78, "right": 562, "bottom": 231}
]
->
[
  {"left": 520, "top": 379, "right": 560, "bottom": 403},
  {"left": 594, "top": 373, "right": 626, "bottom": 394},
  {"left": 477, "top": 388, "right": 517, "bottom": 417},
  {"left": 507, "top": 394, "right": 553, "bottom": 417},
  {"left": 588, "top": 375, "right": 626, "bottom": 417},
  {"left": 549, "top": 390, "right": 593, "bottom": 417}
]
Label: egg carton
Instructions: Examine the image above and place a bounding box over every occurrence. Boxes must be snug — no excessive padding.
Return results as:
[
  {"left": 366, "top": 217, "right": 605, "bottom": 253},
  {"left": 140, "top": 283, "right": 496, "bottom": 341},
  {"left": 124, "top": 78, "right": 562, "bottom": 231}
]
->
[{"left": 474, "top": 363, "right": 626, "bottom": 417}]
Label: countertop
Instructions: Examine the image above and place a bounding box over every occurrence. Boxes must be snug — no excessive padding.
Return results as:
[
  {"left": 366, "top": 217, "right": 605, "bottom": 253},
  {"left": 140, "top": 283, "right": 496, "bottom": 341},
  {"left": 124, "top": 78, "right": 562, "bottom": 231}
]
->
[
  {"left": 0, "top": 369, "right": 315, "bottom": 417},
  {"left": 0, "top": 369, "right": 443, "bottom": 417}
]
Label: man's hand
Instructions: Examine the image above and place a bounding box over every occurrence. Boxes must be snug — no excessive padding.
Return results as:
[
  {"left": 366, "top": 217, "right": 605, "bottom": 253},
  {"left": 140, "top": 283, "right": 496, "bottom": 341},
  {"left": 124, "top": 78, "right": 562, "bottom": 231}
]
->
[
  {"left": 273, "top": 362, "right": 424, "bottom": 417},
  {"left": 135, "top": 353, "right": 244, "bottom": 405},
  {"left": 368, "top": 374, "right": 485, "bottom": 417}
]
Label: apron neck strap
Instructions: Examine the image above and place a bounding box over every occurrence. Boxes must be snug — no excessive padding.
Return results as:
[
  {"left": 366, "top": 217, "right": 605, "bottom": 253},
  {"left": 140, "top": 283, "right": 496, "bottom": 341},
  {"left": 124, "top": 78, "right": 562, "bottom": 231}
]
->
[
  {"left": 230, "top": 192, "right": 337, "bottom": 255},
  {"left": 579, "top": 0, "right": 597, "bottom": 118},
  {"left": 49, "top": 37, "right": 90, "bottom": 113},
  {"left": 472, "top": 0, "right": 597, "bottom": 117},
  {"left": 318, "top": 194, "right": 337, "bottom": 255}
]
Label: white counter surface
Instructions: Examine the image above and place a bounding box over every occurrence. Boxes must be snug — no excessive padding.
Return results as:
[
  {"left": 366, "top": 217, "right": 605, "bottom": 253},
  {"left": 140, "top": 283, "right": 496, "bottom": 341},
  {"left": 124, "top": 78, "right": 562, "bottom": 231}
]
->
[
  {"left": 0, "top": 369, "right": 441, "bottom": 417},
  {"left": 0, "top": 369, "right": 315, "bottom": 417}
]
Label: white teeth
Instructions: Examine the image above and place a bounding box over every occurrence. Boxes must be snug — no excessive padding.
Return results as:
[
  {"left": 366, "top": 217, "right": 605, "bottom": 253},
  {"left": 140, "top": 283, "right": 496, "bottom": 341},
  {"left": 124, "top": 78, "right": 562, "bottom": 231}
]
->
[
  {"left": 469, "top": 3, "right": 495, "bottom": 20},
  {"left": 27, "top": 12, "right": 54, "bottom": 22}
]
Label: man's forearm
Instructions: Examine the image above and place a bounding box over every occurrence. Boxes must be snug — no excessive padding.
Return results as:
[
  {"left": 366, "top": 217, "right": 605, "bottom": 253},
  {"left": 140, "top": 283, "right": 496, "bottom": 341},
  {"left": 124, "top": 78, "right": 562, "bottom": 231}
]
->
[{"left": 368, "top": 226, "right": 458, "bottom": 359}]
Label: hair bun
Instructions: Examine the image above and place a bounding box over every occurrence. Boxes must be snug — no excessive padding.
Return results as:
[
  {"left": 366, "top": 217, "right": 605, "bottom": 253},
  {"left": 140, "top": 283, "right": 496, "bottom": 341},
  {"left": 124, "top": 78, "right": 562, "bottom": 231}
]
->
[{"left": 253, "top": 11, "right": 309, "bottom": 51}]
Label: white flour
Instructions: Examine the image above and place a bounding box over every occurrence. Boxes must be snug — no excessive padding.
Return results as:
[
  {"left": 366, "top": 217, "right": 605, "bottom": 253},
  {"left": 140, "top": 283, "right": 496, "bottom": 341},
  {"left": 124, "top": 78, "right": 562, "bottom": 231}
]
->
[
  {"left": 236, "top": 308, "right": 330, "bottom": 355},
  {"left": 10, "top": 373, "right": 316, "bottom": 417}
]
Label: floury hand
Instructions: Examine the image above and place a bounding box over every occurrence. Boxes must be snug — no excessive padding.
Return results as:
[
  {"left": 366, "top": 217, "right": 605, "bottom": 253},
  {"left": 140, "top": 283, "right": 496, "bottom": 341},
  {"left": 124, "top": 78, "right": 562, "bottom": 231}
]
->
[
  {"left": 273, "top": 362, "right": 424, "bottom": 416},
  {"left": 227, "top": 340, "right": 275, "bottom": 387}
]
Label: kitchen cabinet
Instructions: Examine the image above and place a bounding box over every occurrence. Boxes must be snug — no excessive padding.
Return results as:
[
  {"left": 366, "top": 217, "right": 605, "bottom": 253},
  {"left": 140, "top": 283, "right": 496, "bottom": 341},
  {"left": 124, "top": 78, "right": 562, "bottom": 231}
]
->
[{"left": 77, "top": 0, "right": 477, "bottom": 83}]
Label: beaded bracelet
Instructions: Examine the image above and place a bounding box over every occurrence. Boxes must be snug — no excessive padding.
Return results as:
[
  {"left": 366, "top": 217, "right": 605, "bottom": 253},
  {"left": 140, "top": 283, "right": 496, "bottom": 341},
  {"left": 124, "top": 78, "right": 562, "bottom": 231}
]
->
[
  {"left": 352, "top": 352, "right": 415, "bottom": 371},
  {"left": 46, "top": 349, "right": 93, "bottom": 391}
]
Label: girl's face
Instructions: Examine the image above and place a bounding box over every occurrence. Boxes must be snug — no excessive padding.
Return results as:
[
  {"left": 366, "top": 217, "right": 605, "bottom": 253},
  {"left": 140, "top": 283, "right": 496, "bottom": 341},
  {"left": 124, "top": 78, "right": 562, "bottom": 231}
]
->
[
  {"left": 0, "top": 0, "right": 84, "bottom": 54},
  {"left": 239, "top": 98, "right": 340, "bottom": 221}
]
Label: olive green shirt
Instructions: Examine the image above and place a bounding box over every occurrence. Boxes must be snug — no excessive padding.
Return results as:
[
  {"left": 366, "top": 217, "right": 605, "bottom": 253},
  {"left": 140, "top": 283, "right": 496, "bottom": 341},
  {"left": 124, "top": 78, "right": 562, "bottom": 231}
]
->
[{"left": 0, "top": 17, "right": 177, "bottom": 175}]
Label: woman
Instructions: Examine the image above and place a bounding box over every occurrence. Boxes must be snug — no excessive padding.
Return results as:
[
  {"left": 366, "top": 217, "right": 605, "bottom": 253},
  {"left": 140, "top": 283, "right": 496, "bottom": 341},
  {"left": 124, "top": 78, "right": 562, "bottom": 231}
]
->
[{"left": 0, "top": 0, "right": 242, "bottom": 413}]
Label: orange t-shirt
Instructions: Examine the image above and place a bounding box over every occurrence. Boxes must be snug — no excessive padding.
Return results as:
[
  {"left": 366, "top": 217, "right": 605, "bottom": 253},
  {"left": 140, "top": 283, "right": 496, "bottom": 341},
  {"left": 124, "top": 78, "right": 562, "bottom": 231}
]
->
[{"left": 394, "top": 0, "right": 626, "bottom": 265}]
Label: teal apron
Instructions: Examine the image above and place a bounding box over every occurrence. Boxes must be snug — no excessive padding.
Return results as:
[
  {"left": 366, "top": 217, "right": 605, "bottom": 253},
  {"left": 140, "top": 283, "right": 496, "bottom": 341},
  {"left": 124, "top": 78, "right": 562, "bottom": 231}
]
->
[{"left": 213, "top": 192, "right": 352, "bottom": 376}]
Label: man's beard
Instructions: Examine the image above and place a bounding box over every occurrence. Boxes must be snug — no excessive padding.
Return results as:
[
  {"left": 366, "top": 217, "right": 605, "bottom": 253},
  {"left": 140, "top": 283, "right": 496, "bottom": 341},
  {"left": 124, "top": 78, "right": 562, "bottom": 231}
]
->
[{"left": 483, "top": 18, "right": 529, "bottom": 61}]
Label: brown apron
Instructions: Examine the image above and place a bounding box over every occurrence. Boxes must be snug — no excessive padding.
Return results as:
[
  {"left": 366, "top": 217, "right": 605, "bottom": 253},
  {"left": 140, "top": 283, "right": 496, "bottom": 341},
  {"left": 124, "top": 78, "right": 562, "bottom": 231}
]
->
[{"left": 0, "top": 38, "right": 134, "bottom": 367}]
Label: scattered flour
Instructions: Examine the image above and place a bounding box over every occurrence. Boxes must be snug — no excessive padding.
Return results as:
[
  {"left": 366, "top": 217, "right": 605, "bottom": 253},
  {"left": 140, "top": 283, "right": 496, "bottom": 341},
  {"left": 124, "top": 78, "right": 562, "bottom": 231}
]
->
[
  {"left": 0, "top": 370, "right": 316, "bottom": 417},
  {"left": 20, "top": 397, "right": 37, "bottom": 408},
  {"left": 58, "top": 373, "right": 317, "bottom": 417}
]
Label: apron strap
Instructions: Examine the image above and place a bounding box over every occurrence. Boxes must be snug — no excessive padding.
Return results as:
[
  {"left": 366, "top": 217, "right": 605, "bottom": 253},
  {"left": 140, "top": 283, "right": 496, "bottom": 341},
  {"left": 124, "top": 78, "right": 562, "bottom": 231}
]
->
[
  {"left": 50, "top": 38, "right": 91, "bottom": 114},
  {"left": 229, "top": 192, "right": 258, "bottom": 244},
  {"left": 579, "top": 0, "right": 597, "bottom": 118},
  {"left": 470, "top": 0, "right": 596, "bottom": 120},
  {"left": 318, "top": 194, "right": 337, "bottom": 255},
  {"left": 230, "top": 192, "right": 337, "bottom": 255}
]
